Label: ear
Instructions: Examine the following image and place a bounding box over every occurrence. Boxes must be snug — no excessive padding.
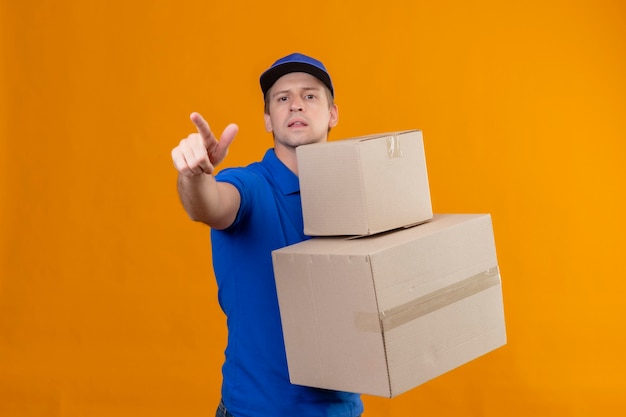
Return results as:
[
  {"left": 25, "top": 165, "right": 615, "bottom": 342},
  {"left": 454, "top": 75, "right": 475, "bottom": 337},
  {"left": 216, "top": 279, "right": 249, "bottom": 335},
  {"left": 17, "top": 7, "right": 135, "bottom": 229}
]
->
[
  {"left": 328, "top": 104, "right": 339, "bottom": 129},
  {"left": 264, "top": 112, "right": 273, "bottom": 132}
]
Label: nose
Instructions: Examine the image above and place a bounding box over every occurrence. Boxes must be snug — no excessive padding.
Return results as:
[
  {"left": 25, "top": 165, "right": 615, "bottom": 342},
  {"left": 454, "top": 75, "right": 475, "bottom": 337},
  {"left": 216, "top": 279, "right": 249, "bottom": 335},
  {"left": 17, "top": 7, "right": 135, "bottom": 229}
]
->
[{"left": 290, "top": 97, "right": 303, "bottom": 112}]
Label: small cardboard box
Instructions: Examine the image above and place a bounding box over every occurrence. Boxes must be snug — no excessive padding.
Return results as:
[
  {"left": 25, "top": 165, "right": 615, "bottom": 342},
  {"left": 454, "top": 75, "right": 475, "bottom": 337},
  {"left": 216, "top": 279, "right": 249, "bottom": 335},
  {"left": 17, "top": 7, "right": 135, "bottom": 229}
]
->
[
  {"left": 297, "top": 130, "right": 432, "bottom": 236},
  {"left": 272, "top": 214, "right": 506, "bottom": 397}
]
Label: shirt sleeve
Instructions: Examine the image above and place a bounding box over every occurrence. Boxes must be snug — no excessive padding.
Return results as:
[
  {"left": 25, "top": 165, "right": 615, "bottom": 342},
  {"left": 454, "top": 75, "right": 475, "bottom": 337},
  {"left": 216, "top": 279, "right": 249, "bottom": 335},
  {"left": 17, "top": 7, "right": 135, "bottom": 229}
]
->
[{"left": 214, "top": 167, "right": 257, "bottom": 232}]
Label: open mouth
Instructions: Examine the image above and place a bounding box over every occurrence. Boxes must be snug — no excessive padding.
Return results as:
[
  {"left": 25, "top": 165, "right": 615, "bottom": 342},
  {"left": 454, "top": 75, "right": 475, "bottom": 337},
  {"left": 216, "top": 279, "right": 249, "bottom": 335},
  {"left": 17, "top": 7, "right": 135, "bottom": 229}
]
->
[{"left": 288, "top": 120, "right": 308, "bottom": 128}]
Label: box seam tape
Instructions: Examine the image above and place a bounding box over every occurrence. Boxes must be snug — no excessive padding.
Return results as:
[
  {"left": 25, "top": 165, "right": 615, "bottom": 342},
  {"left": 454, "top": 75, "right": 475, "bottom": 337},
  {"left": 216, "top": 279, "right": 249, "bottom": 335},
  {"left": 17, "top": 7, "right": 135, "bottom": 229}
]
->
[
  {"left": 378, "top": 266, "right": 501, "bottom": 332},
  {"left": 355, "top": 265, "right": 500, "bottom": 334}
]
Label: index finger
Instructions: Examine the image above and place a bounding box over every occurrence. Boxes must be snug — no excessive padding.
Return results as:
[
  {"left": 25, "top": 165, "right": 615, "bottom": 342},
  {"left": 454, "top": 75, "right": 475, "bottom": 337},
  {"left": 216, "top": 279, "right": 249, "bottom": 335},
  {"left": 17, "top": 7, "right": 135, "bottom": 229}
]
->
[{"left": 190, "top": 112, "right": 215, "bottom": 142}]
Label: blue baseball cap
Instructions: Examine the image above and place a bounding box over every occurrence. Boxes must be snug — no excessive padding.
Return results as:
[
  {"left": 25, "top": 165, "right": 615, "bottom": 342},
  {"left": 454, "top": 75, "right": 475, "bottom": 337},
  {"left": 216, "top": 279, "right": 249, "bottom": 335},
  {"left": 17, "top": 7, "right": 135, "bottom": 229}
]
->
[{"left": 260, "top": 52, "right": 334, "bottom": 97}]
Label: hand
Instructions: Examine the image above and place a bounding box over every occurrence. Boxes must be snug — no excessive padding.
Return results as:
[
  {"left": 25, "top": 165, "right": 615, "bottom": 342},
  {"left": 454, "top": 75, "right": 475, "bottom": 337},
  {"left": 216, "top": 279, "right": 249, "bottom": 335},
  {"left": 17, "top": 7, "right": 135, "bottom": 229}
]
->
[{"left": 171, "top": 112, "right": 239, "bottom": 177}]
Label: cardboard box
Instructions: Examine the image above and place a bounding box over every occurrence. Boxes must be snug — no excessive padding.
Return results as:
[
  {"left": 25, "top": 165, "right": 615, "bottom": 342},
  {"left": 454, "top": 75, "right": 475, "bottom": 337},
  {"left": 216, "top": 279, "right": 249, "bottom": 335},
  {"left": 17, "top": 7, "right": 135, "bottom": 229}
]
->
[
  {"left": 272, "top": 214, "right": 506, "bottom": 397},
  {"left": 297, "top": 130, "right": 432, "bottom": 236}
]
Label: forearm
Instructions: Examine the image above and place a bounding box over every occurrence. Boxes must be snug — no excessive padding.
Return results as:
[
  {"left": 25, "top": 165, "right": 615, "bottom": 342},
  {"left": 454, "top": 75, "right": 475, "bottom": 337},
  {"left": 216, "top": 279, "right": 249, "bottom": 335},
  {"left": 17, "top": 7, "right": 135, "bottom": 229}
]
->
[{"left": 177, "top": 173, "right": 228, "bottom": 227}]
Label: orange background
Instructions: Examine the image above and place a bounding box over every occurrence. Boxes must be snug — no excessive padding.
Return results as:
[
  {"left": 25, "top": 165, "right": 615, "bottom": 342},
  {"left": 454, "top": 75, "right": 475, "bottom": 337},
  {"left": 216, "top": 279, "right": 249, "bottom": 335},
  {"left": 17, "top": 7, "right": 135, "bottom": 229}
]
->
[{"left": 1, "top": 0, "right": 625, "bottom": 416}]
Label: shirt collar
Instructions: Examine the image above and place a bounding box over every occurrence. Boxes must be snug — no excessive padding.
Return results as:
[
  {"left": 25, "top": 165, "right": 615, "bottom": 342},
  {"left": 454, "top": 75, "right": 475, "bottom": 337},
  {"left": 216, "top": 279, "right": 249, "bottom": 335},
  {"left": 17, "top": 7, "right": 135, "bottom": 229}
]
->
[{"left": 261, "top": 149, "right": 300, "bottom": 195}]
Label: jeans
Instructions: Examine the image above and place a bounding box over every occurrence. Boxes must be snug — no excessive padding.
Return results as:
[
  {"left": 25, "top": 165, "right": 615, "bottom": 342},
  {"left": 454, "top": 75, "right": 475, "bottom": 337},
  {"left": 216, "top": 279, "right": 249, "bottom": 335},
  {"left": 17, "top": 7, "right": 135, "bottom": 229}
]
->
[
  {"left": 216, "top": 400, "right": 235, "bottom": 417},
  {"left": 216, "top": 399, "right": 361, "bottom": 417}
]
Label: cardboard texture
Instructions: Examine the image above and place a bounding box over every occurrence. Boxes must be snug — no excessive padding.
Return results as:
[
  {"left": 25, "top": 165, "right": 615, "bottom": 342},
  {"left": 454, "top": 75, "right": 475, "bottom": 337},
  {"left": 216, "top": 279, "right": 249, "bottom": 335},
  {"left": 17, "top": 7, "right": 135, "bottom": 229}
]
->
[
  {"left": 296, "top": 130, "right": 433, "bottom": 236},
  {"left": 272, "top": 214, "right": 506, "bottom": 397}
]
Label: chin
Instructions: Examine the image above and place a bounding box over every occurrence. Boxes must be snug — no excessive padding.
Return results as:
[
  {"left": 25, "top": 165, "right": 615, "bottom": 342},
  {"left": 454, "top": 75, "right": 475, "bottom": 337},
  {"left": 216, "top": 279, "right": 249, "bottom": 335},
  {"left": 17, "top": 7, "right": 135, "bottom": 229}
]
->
[{"left": 278, "top": 133, "right": 326, "bottom": 148}]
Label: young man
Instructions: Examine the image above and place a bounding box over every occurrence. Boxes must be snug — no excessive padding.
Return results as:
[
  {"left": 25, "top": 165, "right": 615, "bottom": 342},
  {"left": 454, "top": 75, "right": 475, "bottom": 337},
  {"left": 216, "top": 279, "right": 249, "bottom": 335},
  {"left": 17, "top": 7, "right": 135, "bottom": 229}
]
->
[{"left": 171, "top": 53, "right": 364, "bottom": 417}]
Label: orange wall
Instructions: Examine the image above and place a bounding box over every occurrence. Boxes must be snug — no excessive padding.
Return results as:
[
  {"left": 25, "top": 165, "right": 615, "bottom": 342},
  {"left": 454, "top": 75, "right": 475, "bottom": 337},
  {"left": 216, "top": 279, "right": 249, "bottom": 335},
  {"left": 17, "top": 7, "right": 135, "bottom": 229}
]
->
[{"left": 1, "top": 0, "right": 625, "bottom": 416}]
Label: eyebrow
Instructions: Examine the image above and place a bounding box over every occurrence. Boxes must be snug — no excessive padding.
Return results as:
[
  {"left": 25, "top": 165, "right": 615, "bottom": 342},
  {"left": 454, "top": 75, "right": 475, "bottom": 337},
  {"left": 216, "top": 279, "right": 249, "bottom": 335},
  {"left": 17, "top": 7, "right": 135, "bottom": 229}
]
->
[{"left": 271, "top": 86, "right": 322, "bottom": 99}]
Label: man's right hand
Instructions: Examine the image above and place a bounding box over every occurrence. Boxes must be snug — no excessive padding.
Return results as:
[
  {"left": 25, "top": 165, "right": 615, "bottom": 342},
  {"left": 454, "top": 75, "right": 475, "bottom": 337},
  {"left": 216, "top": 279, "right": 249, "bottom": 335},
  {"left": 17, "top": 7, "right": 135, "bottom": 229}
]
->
[{"left": 171, "top": 112, "right": 239, "bottom": 177}]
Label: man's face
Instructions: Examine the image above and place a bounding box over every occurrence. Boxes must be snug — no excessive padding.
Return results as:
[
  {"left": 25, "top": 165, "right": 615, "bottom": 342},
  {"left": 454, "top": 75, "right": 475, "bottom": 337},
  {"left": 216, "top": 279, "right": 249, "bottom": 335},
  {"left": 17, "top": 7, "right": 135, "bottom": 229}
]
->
[{"left": 264, "top": 72, "right": 338, "bottom": 150}]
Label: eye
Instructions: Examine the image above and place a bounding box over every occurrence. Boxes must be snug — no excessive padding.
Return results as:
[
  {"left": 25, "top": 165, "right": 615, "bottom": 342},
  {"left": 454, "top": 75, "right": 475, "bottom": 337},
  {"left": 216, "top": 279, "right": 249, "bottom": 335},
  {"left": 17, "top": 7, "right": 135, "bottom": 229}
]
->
[{"left": 305, "top": 94, "right": 316, "bottom": 100}]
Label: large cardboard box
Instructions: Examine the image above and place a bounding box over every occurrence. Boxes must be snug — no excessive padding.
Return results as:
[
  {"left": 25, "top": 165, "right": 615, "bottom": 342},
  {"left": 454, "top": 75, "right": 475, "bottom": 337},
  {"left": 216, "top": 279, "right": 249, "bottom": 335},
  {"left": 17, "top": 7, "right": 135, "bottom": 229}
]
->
[
  {"left": 272, "top": 214, "right": 506, "bottom": 397},
  {"left": 297, "top": 130, "right": 432, "bottom": 236}
]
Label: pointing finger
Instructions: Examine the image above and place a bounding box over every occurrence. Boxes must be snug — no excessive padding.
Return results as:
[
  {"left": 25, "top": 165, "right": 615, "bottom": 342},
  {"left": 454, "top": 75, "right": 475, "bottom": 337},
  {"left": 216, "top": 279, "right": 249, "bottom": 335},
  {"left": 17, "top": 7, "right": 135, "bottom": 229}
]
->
[{"left": 190, "top": 112, "right": 215, "bottom": 143}]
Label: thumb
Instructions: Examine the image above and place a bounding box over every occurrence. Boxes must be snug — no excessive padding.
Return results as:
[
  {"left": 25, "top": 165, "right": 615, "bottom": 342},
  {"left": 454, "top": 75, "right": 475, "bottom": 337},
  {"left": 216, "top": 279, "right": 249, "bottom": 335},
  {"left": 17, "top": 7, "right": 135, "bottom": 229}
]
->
[
  {"left": 210, "top": 123, "right": 239, "bottom": 166},
  {"left": 219, "top": 123, "right": 239, "bottom": 150}
]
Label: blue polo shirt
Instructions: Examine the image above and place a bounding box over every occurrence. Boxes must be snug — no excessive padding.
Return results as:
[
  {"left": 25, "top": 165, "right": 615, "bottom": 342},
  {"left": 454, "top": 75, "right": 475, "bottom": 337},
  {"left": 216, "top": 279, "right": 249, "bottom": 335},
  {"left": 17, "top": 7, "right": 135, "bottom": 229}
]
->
[{"left": 211, "top": 149, "right": 363, "bottom": 417}]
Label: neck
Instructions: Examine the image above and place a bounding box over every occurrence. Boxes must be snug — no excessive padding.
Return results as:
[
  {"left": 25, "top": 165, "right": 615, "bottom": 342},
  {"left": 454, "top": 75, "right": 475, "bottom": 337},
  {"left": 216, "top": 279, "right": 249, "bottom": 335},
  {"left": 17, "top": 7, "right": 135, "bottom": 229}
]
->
[{"left": 274, "top": 144, "right": 299, "bottom": 175}]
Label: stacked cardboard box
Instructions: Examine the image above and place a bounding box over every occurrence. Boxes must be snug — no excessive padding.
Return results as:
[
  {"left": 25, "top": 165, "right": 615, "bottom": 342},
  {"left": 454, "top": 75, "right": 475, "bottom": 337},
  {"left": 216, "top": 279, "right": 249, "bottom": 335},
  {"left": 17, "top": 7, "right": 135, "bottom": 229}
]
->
[
  {"left": 297, "top": 131, "right": 432, "bottom": 236},
  {"left": 272, "top": 131, "right": 506, "bottom": 398}
]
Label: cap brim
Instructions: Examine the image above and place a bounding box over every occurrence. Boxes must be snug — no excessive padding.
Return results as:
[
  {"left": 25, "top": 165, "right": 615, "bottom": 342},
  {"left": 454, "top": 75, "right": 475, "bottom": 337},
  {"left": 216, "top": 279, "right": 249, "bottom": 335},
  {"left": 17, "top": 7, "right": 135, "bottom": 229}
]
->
[{"left": 260, "top": 62, "right": 333, "bottom": 97}]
